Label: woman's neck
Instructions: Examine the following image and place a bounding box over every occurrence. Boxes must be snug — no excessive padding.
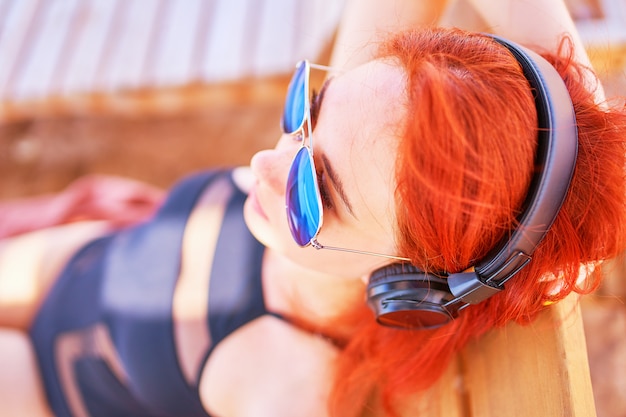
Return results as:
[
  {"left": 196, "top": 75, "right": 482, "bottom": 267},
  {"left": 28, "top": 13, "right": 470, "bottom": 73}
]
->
[{"left": 261, "top": 248, "right": 366, "bottom": 339}]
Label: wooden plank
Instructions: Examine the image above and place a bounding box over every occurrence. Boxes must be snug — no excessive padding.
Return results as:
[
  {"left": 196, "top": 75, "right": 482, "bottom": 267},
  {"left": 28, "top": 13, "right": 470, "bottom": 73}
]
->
[
  {"left": 10, "top": 0, "right": 77, "bottom": 100},
  {"left": 138, "top": 0, "right": 168, "bottom": 86},
  {"left": 251, "top": 0, "right": 344, "bottom": 75},
  {"left": 293, "top": 0, "right": 343, "bottom": 62},
  {"left": 188, "top": 0, "right": 218, "bottom": 83},
  {"left": 60, "top": 0, "right": 120, "bottom": 95},
  {"left": 397, "top": 355, "right": 467, "bottom": 417},
  {"left": 200, "top": 0, "right": 254, "bottom": 82},
  {"left": 252, "top": 0, "right": 298, "bottom": 75},
  {"left": 100, "top": 0, "right": 161, "bottom": 91},
  {"left": 0, "top": 0, "right": 16, "bottom": 38},
  {"left": 0, "top": 0, "right": 41, "bottom": 96},
  {"left": 149, "top": 0, "right": 204, "bottom": 88},
  {"left": 237, "top": 0, "right": 267, "bottom": 77},
  {"left": 460, "top": 295, "right": 596, "bottom": 417}
]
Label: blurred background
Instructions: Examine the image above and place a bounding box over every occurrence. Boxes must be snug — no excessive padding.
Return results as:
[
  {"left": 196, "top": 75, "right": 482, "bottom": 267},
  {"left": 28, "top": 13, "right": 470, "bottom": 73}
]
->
[
  {"left": 0, "top": 0, "right": 625, "bottom": 416},
  {"left": 0, "top": 0, "right": 344, "bottom": 196}
]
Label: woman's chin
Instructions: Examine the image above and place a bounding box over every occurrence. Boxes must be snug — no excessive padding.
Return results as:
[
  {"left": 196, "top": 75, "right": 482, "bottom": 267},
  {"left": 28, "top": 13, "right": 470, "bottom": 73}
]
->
[{"left": 244, "top": 199, "right": 283, "bottom": 249}]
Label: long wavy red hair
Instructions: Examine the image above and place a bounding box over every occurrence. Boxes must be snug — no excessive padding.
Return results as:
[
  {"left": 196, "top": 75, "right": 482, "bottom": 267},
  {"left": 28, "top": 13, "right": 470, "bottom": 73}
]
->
[{"left": 328, "top": 27, "right": 626, "bottom": 416}]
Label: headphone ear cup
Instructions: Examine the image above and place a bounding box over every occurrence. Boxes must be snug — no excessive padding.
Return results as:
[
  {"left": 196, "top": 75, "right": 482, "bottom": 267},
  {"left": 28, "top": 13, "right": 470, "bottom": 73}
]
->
[
  {"left": 368, "top": 263, "right": 425, "bottom": 285},
  {"left": 367, "top": 263, "right": 457, "bottom": 329}
]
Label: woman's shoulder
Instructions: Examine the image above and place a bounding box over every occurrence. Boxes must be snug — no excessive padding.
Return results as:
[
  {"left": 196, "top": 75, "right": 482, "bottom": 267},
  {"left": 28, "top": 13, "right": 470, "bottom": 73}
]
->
[{"left": 199, "top": 315, "right": 338, "bottom": 417}]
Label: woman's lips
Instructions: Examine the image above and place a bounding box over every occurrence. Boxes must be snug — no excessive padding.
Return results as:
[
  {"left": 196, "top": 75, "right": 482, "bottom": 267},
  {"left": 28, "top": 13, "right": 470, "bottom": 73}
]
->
[{"left": 248, "top": 185, "right": 269, "bottom": 221}]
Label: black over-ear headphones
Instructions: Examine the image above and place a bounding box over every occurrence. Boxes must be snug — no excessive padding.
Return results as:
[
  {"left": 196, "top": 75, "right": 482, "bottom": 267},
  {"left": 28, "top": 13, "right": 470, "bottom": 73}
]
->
[{"left": 367, "top": 35, "right": 579, "bottom": 330}]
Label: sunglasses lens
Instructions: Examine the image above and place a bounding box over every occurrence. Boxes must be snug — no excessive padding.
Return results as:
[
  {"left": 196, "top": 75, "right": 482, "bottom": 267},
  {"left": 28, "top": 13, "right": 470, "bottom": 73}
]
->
[
  {"left": 282, "top": 62, "right": 307, "bottom": 134},
  {"left": 286, "top": 147, "right": 321, "bottom": 246}
]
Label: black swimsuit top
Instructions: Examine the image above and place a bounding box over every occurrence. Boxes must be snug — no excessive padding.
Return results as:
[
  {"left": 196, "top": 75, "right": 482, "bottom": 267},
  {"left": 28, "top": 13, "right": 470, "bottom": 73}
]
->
[{"left": 30, "top": 170, "right": 270, "bottom": 417}]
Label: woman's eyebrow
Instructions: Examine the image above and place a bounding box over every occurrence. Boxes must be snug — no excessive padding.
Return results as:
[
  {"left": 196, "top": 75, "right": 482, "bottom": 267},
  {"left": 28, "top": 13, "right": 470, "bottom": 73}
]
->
[
  {"left": 321, "top": 153, "right": 356, "bottom": 219},
  {"left": 310, "top": 77, "right": 333, "bottom": 125},
  {"left": 320, "top": 77, "right": 333, "bottom": 95}
]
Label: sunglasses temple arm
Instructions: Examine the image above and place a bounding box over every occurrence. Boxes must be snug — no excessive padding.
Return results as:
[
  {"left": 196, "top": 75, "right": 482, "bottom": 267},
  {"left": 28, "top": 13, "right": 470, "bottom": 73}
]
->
[
  {"left": 311, "top": 240, "right": 411, "bottom": 262},
  {"left": 308, "top": 62, "right": 345, "bottom": 75},
  {"left": 309, "top": 62, "right": 335, "bottom": 72}
]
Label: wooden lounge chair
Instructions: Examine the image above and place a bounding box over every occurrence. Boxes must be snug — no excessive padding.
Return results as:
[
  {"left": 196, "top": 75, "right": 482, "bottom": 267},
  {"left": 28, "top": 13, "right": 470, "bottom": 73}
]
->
[{"left": 401, "top": 294, "right": 596, "bottom": 417}]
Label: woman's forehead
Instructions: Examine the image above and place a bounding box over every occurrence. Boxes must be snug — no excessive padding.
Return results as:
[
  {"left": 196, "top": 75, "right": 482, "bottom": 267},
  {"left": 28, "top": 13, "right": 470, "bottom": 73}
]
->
[
  {"left": 327, "top": 59, "right": 406, "bottom": 110},
  {"left": 317, "top": 60, "right": 407, "bottom": 226},
  {"left": 320, "top": 59, "right": 407, "bottom": 165}
]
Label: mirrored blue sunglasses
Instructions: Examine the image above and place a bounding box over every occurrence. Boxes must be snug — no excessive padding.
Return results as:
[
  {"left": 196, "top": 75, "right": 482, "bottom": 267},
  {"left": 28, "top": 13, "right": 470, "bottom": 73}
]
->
[{"left": 282, "top": 60, "right": 410, "bottom": 262}]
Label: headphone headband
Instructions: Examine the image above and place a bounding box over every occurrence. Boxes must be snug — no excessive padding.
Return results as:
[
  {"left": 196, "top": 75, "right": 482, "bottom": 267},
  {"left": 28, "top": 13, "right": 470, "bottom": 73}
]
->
[{"left": 367, "top": 35, "right": 578, "bottom": 329}]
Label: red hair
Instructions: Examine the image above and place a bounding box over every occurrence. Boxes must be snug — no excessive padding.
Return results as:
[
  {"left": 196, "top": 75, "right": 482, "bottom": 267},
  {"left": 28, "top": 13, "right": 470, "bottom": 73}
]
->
[{"left": 328, "top": 27, "right": 626, "bottom": 416}]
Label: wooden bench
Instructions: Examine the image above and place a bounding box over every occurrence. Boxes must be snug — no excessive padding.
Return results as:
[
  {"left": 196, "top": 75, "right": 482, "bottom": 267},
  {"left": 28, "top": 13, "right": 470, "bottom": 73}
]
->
[{"left": 403, "top": 294, "right": 595, "bottom": 416}]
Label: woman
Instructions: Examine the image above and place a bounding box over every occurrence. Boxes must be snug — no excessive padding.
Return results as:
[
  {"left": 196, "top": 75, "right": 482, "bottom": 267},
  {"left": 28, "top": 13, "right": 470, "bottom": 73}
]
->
[{"left": 1, "top": 3, "right": 625, "bottom": 417}]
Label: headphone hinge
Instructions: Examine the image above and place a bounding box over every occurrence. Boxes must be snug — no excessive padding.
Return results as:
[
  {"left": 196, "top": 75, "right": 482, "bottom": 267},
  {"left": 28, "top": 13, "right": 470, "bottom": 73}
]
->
[
  {"left": 449, "top": 251, "right": 532, "bottom": 304},
  {"left": 448, "top": 271, "right": 502, "bottom": 304},
  {"left": 483, "top": 251, "right": 532, "bottom": 286}
]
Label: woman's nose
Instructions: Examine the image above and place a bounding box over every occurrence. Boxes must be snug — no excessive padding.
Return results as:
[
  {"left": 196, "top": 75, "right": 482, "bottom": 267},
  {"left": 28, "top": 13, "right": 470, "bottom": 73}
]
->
[{"left": 249, "top": 139, "right": 295, "bottom": 195}]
